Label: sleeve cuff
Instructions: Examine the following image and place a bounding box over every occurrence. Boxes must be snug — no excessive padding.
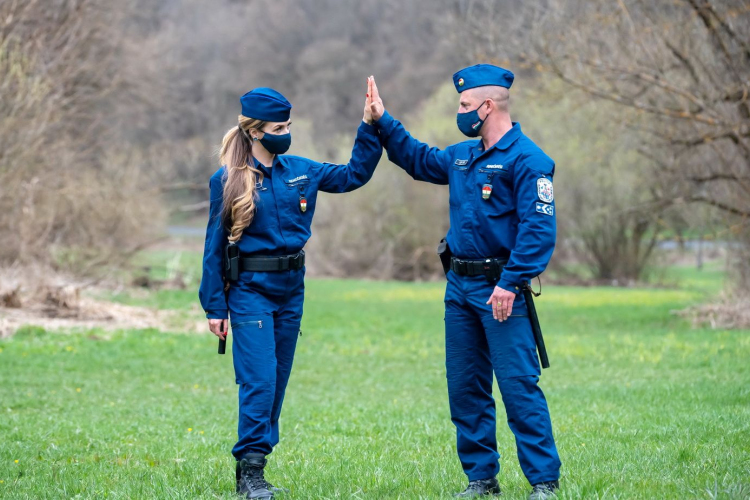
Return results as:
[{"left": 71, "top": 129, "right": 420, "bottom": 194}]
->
[
  {"left": 205, "top": 310, "right": 228, "bottom": 320},
  {"left": 497, "top": 278, "right": 522, "bottom": 294},
  {"left": 374, "top": 110, "right": 395, "bottom": 137},
  {"left": 358, "top": 120, "right": 378, "bottom": 136}
]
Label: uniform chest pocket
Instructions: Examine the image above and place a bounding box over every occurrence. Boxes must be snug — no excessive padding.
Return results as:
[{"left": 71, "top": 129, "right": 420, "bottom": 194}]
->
[
  {"left": 284, "top": 179, "right": 313, "bottom": 215},
  {"left": 476, "top": 168, "right": 514, "bottom": 215},
  {"left": 448, "top": 165, "right": 469, "bottom": 207}
]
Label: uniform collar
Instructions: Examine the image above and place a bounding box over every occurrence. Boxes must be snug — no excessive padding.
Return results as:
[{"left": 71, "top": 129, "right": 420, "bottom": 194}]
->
[
  {"left": 252, "top": 155, "right": 279, "bottom": 175},
  {"left": 475, "top": 122, "right": 522, "bottom": 154}
]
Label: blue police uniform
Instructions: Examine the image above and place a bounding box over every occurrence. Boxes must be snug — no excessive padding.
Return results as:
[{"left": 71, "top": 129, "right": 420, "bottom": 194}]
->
[
  {"left": 374, "top": 65, "right": 561, "bottom": 487},
  {"left": 199, "top": 88, "right": 382, "bottom": 461}
]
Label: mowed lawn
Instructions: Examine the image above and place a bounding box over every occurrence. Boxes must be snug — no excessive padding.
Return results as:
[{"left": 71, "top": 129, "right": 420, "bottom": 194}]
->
[{"left": 1, "top": 269, "right": 749, "bottom": 499}]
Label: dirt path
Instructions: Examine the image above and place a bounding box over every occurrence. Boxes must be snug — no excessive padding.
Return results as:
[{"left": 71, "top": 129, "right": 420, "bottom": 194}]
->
[{"left": 0, "top": 296, "right": 204, "bottom": 338}]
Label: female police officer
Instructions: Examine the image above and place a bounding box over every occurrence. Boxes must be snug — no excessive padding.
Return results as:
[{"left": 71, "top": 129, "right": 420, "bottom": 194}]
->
[{"left": 199, "top": 82, "right": 381, "bottom": 499}]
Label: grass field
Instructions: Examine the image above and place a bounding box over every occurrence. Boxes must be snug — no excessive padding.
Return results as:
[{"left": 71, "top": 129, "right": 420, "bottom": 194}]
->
[{"left": 1, "top": 262, "right": 749, "bottom": 499}]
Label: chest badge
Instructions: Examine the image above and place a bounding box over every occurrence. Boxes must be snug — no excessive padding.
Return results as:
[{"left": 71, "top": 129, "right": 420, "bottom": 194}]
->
[
  {"left": 482, "top": 184, "right": 493, "bottom": 200},
  {"left": 299, "top": 196, "right": 307, "bottom": 213}
]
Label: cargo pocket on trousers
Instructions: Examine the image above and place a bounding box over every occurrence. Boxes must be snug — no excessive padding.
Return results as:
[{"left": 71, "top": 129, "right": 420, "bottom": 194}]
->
[{"left": 230, "top": 314, "right": 275, "bottom": 385}]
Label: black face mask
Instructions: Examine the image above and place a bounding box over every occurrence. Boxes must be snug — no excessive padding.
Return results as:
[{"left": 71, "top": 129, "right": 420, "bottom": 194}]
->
[{"left": 258, "top": 132, "right": 291, "bottom": 155}]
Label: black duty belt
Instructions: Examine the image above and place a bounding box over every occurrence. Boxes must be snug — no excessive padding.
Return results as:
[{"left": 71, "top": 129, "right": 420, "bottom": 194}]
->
[
  {"left": 438, "top": 239, "right": 550, "bottom": 369},
  {"left": 449, "top": 255, "right": 550, "bottom": 369},
  {"left": 239, "top": 251, "right": 305, "bottom": 272},
  {"left": 449, "top": 257, "right": 507, "bottom": 277}
]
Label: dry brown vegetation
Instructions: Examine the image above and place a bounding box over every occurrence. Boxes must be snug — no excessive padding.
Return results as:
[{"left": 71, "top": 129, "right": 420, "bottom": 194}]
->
[
  {"left": 2, "top": 0, "right": 749, "bottom": 331},
  {"left": 679, "top": 293, "right": 750, "bottom": 329},
  {"left": 0, "top": 0, "right": 165, "bottom": 273}
]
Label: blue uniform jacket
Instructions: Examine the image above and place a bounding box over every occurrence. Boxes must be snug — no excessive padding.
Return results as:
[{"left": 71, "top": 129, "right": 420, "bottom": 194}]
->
[
  {"left": 199, "top": 121, "right": 382, "bottom": 319},
  {"left": 375, "top": 111, "right": 556, "bottom": 293}
]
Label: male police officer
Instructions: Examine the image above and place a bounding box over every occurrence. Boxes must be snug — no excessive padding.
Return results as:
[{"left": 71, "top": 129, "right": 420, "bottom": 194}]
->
[{"left": 367, "top": 67, "right": 561, "bottom": 499}]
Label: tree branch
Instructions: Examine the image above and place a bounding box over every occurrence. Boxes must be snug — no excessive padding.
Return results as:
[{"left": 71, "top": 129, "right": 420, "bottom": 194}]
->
[
  {"left": 690, "top": 195, "right": 750, "bottom": 217},
  {"left": 544, "top": 57, "right": 725, "bottom": 126},
  {"left": 689, "top": 173, "right": 750, "bottom": 183},
  {"left": 560, "top": 55, "right": 713, "bottom": 115}
]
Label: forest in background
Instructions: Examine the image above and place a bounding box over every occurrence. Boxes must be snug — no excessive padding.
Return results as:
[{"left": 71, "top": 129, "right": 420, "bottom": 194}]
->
[{"left": 1, "top": 0, "right": 748, "bottom": 303}]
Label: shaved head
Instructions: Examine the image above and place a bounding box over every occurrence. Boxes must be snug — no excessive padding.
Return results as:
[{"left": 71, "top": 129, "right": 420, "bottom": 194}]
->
[{"left": 466, "top": 85, "right": 510, "bottom": 112}]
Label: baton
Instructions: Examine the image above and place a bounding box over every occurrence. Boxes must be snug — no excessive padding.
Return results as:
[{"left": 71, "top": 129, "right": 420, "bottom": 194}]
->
[
  {"left": 522, "top": 286, "right": 549, "bottom": 369},
  {"left": 218, "top": 321, "right": 226, "bottom": 355}
]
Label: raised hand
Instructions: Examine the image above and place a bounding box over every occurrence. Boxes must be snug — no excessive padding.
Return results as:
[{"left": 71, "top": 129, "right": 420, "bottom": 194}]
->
[
  {"left": 363, "top": 77, "right": 374, "bottom": 125},
  {"left": 368, "top": 76, "right": 384, "bottom": 122}
]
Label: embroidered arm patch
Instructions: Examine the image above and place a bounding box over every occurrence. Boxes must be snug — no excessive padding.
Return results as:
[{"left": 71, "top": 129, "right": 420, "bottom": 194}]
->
[
  {"left": 537, "top": 178, "right": 554, "bottom": 203},
  {"left": 536, "top": 202, "right": 554, "bottom": 216}
]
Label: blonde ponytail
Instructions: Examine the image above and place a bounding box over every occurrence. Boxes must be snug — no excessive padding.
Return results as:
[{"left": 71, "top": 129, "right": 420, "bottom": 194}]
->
[{"left": 220, "top": 116, "right": 267, "bottom": 243}]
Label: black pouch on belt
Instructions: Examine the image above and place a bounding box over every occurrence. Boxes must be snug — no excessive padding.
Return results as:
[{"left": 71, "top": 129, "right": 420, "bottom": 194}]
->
[
  {"left": 437, "top": 238, "right": 452, "bottom": 276},
  {"left": 224, "top": 243, "right": 240, "bottom": 282}
]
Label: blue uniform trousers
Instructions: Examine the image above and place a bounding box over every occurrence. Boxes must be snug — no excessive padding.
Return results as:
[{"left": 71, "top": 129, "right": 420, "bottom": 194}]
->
[
  {"left": 227, "top": 268, "right": 305, "bottom": 459},
  {"left": 444, "top": 270, "right": 561, "bottom": 485}
]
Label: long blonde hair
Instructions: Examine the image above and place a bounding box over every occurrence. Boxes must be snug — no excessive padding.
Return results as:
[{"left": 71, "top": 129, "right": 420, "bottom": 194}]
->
[{"left": 220, "top": 115, "right": 267, "bottom": 243}]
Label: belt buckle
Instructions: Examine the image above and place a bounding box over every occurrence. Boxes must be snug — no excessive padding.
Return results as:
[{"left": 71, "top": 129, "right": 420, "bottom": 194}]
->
[{"left": 483, "top": 258, "right": 492, "bottom": 272}]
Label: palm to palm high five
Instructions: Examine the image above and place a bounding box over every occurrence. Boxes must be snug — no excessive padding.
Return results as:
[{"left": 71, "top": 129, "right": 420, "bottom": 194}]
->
[{"left": 367, "top": 76, "right": 384, "bottom": 122}]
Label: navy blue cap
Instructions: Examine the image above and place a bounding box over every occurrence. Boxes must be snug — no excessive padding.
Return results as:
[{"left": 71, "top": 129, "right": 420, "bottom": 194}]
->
[
  {"left": 452, "top": 64, "right": 514, "bottom": 93},
  {"left": 240, "top": 87, "right": 292, "bottom": 122}
]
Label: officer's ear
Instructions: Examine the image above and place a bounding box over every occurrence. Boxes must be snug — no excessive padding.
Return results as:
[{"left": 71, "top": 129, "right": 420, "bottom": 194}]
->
[{"left": 484, "top": 98, "right": 493, "bottom": 115}]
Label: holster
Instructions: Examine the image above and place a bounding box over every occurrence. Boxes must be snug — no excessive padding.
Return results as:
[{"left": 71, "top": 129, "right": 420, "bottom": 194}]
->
[
  {"left": 437, "top": 238, "right": 452, "bottom": 276},
  {"left": 224, "top": 243, "right": 240, "bottom": 282}
]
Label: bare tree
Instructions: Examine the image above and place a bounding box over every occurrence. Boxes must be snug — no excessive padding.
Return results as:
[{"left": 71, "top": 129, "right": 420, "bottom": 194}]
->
[
  {"left": 454, "top": 0, "right": 750, "bottom": 286},
  {"left": 0, "top": 0, "right": 163, "bottom": 272}
]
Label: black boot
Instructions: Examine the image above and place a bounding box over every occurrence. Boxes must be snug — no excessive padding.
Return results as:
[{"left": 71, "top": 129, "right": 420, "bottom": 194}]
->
[
  {"left": 235, "top": 454, "right": 273, "bottom": 499},
  {"left": 264, "top": 479, "right": 288, "bottom": 494},
  {"left": 528, "top": 480, "right": 559, "bottom": 500},
  {"left": 455, "top": 477, "right": 502, "bottom": 497}
]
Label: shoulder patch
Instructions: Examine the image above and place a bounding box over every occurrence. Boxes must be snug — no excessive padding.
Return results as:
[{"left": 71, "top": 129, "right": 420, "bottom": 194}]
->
[
  {"left": 537, "top": 178, "right": 554, "bottom": 203},
  {"left": 536, "top": 202, "right": 554, "bottom": 216}
]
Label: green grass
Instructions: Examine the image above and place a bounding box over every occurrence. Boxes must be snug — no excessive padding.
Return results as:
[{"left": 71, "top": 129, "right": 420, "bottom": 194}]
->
[
  {"left": 1, "top": 270, "right": 749, "bottom": 498},
  {"left": 661, "top": 259, "right": 729, "bottom": 295}
]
